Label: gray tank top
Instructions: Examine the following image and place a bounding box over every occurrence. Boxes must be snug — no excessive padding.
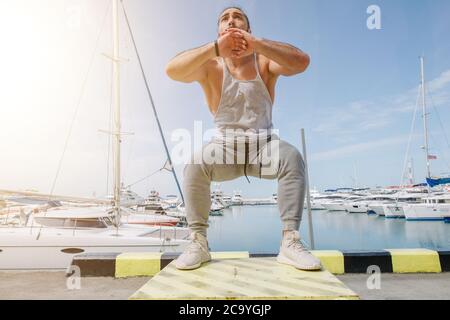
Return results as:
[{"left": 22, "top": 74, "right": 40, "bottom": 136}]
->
[{"left": 213, "top": 52, "right": 274, "bottom": 142}]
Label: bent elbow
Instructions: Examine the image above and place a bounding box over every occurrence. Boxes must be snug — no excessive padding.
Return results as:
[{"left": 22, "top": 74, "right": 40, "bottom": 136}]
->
[
  {"left": 165, "top": 63, "right": 176, "bottom": 80},
  {"left": 297, "top": 53, "right": 310, "bottom": 73},
  {"left": 303, "top": 54, "right": 311, "bottom": 70},
  {"left": 165, "top": 62, "right": 192, "bottom": 83}
]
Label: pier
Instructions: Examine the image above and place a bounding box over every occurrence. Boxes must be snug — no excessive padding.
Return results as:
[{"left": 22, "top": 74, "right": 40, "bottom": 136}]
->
[{"left": 66, "top": 249, "right": 450, "bottom": 300}]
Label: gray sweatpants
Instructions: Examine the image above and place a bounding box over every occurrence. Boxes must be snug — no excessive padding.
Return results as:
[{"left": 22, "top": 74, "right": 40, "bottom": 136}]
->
[{"left": 183, "top": 135, "right": 306, "bottom": 237}]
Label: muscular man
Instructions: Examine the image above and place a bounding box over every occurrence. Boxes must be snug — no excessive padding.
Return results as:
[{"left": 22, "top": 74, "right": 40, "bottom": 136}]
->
[{"left": 166, "top": 7, "right": 321, "bottom": 271}]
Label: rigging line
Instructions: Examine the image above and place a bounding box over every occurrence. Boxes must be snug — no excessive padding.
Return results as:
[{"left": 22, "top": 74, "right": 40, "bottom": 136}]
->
[
  {"left": 429, "top": 133, "right": 450, "bottom": 172},
  {"left": 47, "top": 1, "right": 112, "bottom": 202},
  {"left": 424, "top": 81, "right": 450, "bottom": 173},
  {"left": 399, "top": 85, "right": 421, "bottom": 192},
  {"left": 122, "top": 137, "right": 136, "bottom": 183},
  {"left": 120, "top": 0, "right": 185, "bottom": 204},
  {"left": 426, "top": 86, "right": 450, "bottom": 150},
  {"left": 126, "top": 167, "right": 165, "bottom": 188},
  {"left": 37, "top": 2, "right": 111, "bottom": 241}
]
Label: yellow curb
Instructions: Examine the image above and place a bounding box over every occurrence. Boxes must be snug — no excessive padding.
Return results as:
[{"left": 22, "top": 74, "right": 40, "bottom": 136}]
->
[
  {"left": 115, "top": 252, "right": 162, "bottom": 278},
  {"left": 386, "top": 249, "right": 442, "bottom": 273},
  {"left": 311, "top": 250, "right": 345, "bottom": 275}
]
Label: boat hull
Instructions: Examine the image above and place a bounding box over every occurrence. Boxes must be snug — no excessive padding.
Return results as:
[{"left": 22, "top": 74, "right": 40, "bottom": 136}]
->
[
  {"left": 367, "top": 205, "right": 385, "bottom": 215},
  {"left": 344, "top": 204, "right": 368, "bottom": 213},
  {"left": 383, "top": 204, "right": 405, "bottom": 219},
  {"left": 322, "top": 203, "right": 346, "bottom": 211},
  {"left": 0, "top": 226, "right": 189, "bottom": 270},
  {"left": 404, "top": 204, "right": 449, "bottom": 221}
]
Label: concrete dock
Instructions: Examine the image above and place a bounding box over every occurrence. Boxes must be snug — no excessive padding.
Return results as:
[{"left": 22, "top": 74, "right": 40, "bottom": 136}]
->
[
  {"left": 0, "top": 271, "right": 449, "bottom": 300},
  {"left": 1, "top": 249, "right": 449, "bottom": 300}
]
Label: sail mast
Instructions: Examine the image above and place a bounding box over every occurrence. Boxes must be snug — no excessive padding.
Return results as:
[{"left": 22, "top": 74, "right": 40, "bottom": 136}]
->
[
  {"left": 420, "top": 56, "right": 431, "bottom": 179},
  {"left": 120, "top": 1, "right": 185, "bottom": 204},
  {"left": 408, "top": 158, "right": 415, "bottom": 185},
  {"left": 112, "top": 0, "right": 121, "bottom": 226}
]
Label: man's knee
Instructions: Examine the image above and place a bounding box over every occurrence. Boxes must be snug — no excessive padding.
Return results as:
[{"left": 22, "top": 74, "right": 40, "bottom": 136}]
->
[
  {"left": 183, "top": 155, "right": 212, "bottom": 182},
  {"left": 184, "top": 162, "right": 210, "bottom": 179},
  {"left": 279, "top": 141, "right": 305, "bottom": 173}
]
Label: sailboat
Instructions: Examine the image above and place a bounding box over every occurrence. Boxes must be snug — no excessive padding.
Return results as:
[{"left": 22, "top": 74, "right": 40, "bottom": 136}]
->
[
  {"left": 0, "top": 0, "right": 189, "bottom": 270},
  {"left": 403, "top": 57, "right": 450, "bottom": 221}
]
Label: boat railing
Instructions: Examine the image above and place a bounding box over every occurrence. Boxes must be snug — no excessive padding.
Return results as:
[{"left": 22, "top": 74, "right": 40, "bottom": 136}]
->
[{"left": 0, "top": 221, "right": 190, "bottom": 242}]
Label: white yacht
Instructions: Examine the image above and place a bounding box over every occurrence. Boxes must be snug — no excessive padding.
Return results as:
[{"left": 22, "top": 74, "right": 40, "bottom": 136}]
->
[
  {"left": 242, "top": 195, "right": 277, "bottom": 206},
  {"left": 211, "top": 187, "right": 230, "bottom": 209},
  {"left": 343, "top": 199, "right": 369, "bottom": 213},
  {"left": 403, "top": 194, "right": 450, "bottom": 221},
  {"left": 136, "top": 190, "right": 167, "bottom": 214},
  {"left": 121, "top": 210, "right": 180, "bottom": 227},
  {"left": 0, "top": 0, "right": 192, "bottom": 270},
  {"left": 310, "top": 193, "right": 352, "bottom": 211},
  {"left": 322, "top": 195, "right": 362, "bottom": 212},
  {"left": 221, "top": 195, "right": 233, "bottom": 207},
  {"left": 310, "top": 200, "right": 327, "bottom": 210},
  {"left": 344, "top": 195, "right": 395, "bottom": 214},
  {"left": 0, "top": 205, "right": 189, "bottom": 270},
  {"left": 381, "top": 193, "right": 424, "bottom": 218},
  {"left": 271, "top": 193, "right": 278, "bottom": 205},
  {"left": 162, "top": 195, "right": 180, "bottom": 209},
  {"left": 367, "top": 199, "right": 397, "bottom": 216},
  {"left": 105, "top": 185, "right": 144, "bottom": 208},
  {"left": 210, "top": 199, "right": 224, "bottom": 216},
  {"left": 165, "top": 204, "right": 186, "bottom": 219},
  {"left": 210, "top": 185, "right": 225, "bottom": 214},
  {"left": 231, "top": 191, "right": 243, "bottom": 205}
]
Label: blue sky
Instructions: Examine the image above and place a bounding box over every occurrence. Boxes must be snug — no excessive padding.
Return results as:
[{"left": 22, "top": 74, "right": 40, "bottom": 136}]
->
[{"left": 0, "top": 0, "right": 449, "bottom": 198}]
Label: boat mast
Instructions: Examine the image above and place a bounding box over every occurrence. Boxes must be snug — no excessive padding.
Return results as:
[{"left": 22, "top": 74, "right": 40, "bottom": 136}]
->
[
  {"left": 112, "top": 0, "right": 121, "bottom": 227},
  {"left": 420, "top": 56, "right": 431, "bottom": 179},
  {"left": 120, "top": 1, "right": 185, "bottom": 204},
  {"left": 408, "top": 158, "right": 415, "bottom": 185}
]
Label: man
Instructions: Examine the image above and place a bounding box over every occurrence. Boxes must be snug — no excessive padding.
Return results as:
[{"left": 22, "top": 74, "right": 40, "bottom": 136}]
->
[{"left": 166, "top": 7, "right": 322, "bottom": 271}]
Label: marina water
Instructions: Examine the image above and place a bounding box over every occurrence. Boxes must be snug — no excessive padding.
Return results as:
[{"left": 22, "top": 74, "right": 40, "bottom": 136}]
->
[{"left": 207, "top": 205, "right": 450, "bottom": 253}]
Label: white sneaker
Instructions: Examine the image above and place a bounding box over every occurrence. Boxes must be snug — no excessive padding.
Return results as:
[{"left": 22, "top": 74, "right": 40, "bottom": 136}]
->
[
  {"left": 276, "top": 230, "right": 322, "bottom": 271},
  {"left": 175, "top": 232, "right": 211, "bottom": 270}
]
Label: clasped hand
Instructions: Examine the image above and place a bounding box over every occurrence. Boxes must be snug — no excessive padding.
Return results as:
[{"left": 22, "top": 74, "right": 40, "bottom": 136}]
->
[{"left": 217, "top": 28, "right": 257, "bottom": 58}]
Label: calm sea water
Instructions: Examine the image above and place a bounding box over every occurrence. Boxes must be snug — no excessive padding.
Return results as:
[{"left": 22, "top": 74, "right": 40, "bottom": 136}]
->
[{"left": 207, "top": 205, "right": 450, "bottom": 253}]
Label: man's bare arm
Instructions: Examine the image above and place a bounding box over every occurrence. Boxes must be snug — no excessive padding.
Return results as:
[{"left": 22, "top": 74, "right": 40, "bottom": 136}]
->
[
  {"left": 224, "top": 29, "right": 309, "bottom": 77},
  {"left": 165, "top": 43, "right": 216, "bottom": 83},
  {"left": 166, "top": 31, "right": 246, "bottom": 83},
  {"left": 254, "top": 38, "right": 310, "bottom": 77}
]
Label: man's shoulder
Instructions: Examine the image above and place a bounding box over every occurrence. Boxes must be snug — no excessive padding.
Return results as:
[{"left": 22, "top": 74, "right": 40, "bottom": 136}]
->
[
  {"left": 202, "top": 57, "right": 222, "bottom": 82},
  {"left": 206, "top": 57, "right": 221, "bottom": 71}
]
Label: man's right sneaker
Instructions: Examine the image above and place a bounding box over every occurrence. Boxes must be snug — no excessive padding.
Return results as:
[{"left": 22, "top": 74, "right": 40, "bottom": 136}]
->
[
  {"left": 276, "top": 230, "right": 322, "bottom": 271},
  {"left": 175, "top": 232, "right": 211, "bottom": 270}
]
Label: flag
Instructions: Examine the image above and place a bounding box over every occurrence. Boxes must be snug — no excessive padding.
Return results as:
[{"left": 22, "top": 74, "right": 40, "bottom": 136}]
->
[{"left": 428, "top": 155, "right": 437, "bottom": 160}]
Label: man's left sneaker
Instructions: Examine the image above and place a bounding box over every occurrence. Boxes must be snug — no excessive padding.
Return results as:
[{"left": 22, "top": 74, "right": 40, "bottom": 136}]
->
[{"left": 276, "top": 230, "right": 322, "bottom": 271}]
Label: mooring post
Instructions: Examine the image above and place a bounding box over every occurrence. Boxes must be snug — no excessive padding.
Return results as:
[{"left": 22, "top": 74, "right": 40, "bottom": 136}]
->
[{"left": 301, "top": 128, "right": 315, "bottom": 249}]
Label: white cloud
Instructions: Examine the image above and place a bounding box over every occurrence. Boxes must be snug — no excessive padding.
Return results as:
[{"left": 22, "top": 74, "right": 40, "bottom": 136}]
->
[
  {"left": 310, "top": 134, "right": 419, "bottom": 161},
  {"left": 313, "top": 68, "right": 450, "bottom": 141},
  {"left": 428, "top": 69, "right": 450, "bottom": 92}
]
